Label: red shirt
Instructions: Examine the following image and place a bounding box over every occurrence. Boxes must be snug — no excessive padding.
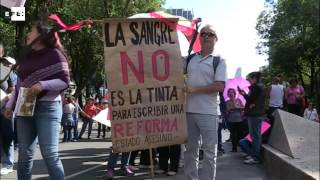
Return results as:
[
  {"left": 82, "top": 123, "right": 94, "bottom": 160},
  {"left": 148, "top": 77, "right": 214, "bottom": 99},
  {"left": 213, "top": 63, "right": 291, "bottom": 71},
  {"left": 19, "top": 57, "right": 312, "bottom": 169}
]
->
[{"left": 83, "top": 103, "right": 97, "bottom": 118}]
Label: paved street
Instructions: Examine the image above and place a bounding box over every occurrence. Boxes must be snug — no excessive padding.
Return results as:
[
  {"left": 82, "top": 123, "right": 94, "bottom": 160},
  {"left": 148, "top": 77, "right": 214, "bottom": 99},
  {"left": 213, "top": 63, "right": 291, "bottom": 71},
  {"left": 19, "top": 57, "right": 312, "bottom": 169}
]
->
[{"left": 1, "top": 124, "right": 270, "bottom": 180}]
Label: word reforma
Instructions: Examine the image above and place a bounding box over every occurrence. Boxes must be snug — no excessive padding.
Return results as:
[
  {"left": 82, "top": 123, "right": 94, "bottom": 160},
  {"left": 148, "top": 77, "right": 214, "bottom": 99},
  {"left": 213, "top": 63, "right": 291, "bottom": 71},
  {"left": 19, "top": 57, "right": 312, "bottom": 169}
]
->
[{"left": 113, "top": 117, "right": 178, "bottom": 138}]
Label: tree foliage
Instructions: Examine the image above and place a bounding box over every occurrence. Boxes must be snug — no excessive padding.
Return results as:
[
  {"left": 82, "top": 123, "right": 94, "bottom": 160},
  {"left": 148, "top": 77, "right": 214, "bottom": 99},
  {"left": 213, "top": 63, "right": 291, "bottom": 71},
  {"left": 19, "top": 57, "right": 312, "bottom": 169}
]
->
[{"left": 256, "top": 0, "right": 320, "bottom": 105}]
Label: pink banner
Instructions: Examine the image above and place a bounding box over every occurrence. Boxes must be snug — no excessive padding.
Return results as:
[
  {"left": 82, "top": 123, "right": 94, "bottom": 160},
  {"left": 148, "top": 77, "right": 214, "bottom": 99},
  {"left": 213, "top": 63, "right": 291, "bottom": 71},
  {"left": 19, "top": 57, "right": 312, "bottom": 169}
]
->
[{"left": 245, "top": 121, "right": 271, "bottom": 142}]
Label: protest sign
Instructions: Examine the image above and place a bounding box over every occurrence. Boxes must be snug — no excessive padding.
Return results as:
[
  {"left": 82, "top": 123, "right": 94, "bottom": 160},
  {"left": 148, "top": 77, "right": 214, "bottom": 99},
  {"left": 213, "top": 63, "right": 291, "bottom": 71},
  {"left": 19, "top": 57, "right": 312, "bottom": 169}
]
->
[{"left": 103, "top": 18, "right": 187, "bottom": 152}]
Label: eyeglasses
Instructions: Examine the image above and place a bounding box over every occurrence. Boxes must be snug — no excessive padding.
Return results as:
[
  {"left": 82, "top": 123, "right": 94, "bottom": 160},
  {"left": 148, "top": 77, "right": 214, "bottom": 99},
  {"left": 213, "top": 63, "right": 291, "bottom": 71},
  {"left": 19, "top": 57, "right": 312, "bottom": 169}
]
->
[{"left": 200, "top": 32, "right": 216, "bottom": 38}]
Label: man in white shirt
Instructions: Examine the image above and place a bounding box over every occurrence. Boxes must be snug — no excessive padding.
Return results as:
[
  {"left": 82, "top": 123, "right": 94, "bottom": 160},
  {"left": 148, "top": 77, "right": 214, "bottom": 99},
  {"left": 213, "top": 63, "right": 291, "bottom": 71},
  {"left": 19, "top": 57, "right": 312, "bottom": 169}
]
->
[
  {"left": 267, "top": 76, "right": 285, "bottom": 124},
  {"left": 184, "top": 24, "right": 227, "bottom": 180}
]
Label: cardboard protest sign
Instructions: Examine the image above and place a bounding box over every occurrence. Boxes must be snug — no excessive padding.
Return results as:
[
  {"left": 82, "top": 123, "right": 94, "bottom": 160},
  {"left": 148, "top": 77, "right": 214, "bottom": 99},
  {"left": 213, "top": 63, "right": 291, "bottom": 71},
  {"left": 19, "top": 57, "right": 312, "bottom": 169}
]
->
[{"left": 103, "top": 18, "right": 187, "bottom": 152}]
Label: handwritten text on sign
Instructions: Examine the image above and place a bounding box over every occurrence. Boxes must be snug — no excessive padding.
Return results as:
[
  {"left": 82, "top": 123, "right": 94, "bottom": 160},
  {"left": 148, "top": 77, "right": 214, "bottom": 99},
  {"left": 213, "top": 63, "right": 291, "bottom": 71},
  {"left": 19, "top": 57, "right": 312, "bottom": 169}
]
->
[{"left": 103, "top": 19, "right": 187, "bottom": 152}]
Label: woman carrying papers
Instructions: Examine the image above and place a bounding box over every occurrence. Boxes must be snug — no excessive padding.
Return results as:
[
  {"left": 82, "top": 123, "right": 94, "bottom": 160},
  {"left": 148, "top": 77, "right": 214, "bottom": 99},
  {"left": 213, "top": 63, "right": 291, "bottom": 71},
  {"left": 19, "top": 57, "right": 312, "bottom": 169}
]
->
[{"left": 4, "top": 21, "right": 70, "bottom": 180}]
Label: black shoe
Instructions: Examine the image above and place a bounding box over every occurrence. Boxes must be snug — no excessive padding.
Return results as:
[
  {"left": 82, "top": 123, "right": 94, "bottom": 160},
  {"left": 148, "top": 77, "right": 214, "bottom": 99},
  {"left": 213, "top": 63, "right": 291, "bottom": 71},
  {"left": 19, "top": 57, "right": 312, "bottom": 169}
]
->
[
  {"left": 218, "top": 148, "right": 225, "bottom": 153},
  {"left": 199, "top": 149, "right": 204, "bottom": 161},
  {"left": 97, "top": 136, "right": 100, "bottom": 138}
]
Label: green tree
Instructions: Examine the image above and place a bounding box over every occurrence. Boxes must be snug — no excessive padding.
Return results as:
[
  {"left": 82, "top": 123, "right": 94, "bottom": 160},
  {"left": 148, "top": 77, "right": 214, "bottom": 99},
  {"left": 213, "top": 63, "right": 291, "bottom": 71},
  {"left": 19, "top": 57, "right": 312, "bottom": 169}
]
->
[{"left": 256, "top": 0, "right": 320, "bottom": 106}]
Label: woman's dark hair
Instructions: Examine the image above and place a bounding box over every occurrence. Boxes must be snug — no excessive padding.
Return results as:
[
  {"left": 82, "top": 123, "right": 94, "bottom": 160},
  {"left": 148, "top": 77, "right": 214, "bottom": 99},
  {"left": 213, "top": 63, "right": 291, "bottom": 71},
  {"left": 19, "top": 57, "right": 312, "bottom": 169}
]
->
[
  {"left": 289, "top": 78, "right": 298, "bottom": 85},
  {"left": 35, "top": 21, "right": 60, "bottom": 49},
  {"left": 227, "top": 88, "right": 236, "bottom": 94},
  {"left": 247, "top": 71, "right": 261, "bottom": 82}
]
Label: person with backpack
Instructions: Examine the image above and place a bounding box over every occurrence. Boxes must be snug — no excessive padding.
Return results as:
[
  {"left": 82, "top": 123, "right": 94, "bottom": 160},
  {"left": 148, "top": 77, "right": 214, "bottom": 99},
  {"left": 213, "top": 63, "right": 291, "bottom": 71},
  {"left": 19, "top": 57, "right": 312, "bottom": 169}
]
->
[{"left": 184, "top": 24, "right": 227, "bottom": 180}]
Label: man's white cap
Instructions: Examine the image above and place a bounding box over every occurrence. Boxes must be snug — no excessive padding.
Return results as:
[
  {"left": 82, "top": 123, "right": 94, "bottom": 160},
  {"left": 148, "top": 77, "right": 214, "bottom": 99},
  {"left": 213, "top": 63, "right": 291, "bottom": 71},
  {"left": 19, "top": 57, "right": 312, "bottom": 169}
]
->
[{"left": 2, "top": 56, "right": 16, "bottom": 65}]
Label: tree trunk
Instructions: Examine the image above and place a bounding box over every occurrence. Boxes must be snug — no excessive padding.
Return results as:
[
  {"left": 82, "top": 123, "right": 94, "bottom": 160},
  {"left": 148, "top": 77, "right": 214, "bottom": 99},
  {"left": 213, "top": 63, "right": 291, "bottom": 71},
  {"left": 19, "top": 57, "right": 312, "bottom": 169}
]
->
[
  {"left": 14, "top": 22, "right": 25, "bottom": 61},
  {"left": 123, "top": 0, "right": 131, "bottom": 17}
]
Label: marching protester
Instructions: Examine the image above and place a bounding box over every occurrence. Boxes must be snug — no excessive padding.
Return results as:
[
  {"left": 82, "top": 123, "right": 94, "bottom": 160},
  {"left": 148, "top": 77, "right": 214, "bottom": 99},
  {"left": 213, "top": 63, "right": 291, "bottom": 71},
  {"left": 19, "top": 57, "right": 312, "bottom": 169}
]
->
[
  {"left": 70, "top": 96, "right": 90, "bottom": 141},
  {"left": 71, "top": 96, "right": 81, "bottom": 141},
  {"left": 226, "top": 88, "right": 244, "bottom": 152},
  {"left": 0, "top": 43, "right": 17, "bottom": 175},
  {"left": 62, "top": 97, "right": 75, "bottom": 142},
  {"left": 78, "top": 97, "right": 97, "bottom": 139},
  {"left": 238, "top": 71, "right": 266, "bottom": 165},
  {"left": 184, "top": 24, "right": 227, "bottom": 180},
  {"left": 4, "top": 21, "right": 70, "bottom": 179}
]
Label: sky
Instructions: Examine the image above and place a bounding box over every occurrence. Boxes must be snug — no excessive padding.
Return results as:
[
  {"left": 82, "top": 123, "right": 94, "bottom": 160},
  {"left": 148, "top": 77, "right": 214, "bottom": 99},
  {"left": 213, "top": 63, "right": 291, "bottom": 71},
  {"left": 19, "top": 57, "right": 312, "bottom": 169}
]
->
[{"left": 164, "top": 0, "right": 268, "bottom": 78}]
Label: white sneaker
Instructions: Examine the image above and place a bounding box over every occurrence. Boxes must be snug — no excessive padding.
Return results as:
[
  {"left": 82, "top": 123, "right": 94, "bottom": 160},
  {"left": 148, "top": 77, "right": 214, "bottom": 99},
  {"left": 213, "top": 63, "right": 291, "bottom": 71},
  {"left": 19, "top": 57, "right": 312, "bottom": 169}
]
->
[
  {"left": 243, "top": 157, "right": 260, "bottom": 165},
  {"left": 167, "top": 171, "right": 177, "bottom": 176},
  {"left": 0, "top": 167, "right": 14, "bottom": 175}
]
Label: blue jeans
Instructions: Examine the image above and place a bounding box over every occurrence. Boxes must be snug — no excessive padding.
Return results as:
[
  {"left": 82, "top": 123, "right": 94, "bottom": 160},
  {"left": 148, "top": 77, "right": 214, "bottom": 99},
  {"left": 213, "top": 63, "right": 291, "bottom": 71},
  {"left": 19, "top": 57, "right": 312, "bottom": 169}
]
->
[
  {"left": 107, "top": 152, "right": 130, "bottom": 169},
  {"left": 217, "top": 122, "right": 223, "bottom": 151},
  {"left": 247, "top": 116, "right": 263, "bottom": 161},
  {"left": 16, "top": 101, "right": 64, "bottom": 180},
  {"left": 63, "top": 126, "right": 73, "bottom": 142},
  {"left": 1, "top": 141, "right": 14, "bottom": 168},
  {"left": 78, "top": 118, "right": 93, "bottom": 138},
  {"left": 184, "top": 113, "right": 218, "bottom": 180},
  {"left": 1, "top": 114, "right": 15, "bottom": 168},
  {"left": 239, "top": 138, "right": 251, "bottom": 155},
  {"left": 73, "top": 119, "right": 79, "bottom": 139}
]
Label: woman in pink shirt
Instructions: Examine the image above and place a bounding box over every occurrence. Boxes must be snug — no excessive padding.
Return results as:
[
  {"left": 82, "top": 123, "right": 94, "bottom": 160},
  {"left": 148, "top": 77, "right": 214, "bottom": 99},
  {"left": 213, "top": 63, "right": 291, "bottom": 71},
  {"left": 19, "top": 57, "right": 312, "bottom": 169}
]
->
[{"left": 285, "top": 79, "right": 305, "bottom": 116}]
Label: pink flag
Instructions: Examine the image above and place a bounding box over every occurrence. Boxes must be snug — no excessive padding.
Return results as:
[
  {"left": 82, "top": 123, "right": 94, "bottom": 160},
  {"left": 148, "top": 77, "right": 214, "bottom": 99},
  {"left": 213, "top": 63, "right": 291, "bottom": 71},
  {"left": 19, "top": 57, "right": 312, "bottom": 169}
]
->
[
  {"left": 245, "top": 121, "right": 271, "bottom": 142},
  {"left": 48, "top": 14, "right": 94, "bottom": 48},
  {"left": 48, "top": 14, "right": 94, "bottom": 31},
  {"left": 149, "top": 12, "right": 202, "bottom": 53}
]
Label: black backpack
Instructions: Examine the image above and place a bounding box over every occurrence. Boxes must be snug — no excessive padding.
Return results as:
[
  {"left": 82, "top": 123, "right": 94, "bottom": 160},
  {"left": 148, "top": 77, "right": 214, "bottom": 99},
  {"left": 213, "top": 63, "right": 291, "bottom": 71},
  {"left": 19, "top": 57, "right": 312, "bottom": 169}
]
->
[{"left": 184, "top": 53, "right": 221, "bottom": 76}]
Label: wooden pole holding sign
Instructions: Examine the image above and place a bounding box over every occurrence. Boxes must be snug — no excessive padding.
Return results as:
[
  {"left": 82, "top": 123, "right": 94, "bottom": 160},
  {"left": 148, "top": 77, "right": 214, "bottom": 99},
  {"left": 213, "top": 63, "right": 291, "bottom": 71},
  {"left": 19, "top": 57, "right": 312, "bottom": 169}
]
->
[
  {"left": 149, "top": 148, "right": 155, "bottom": 180},
  {"left": 103, "top": 18, "right": 187, "bottom": 154}
]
